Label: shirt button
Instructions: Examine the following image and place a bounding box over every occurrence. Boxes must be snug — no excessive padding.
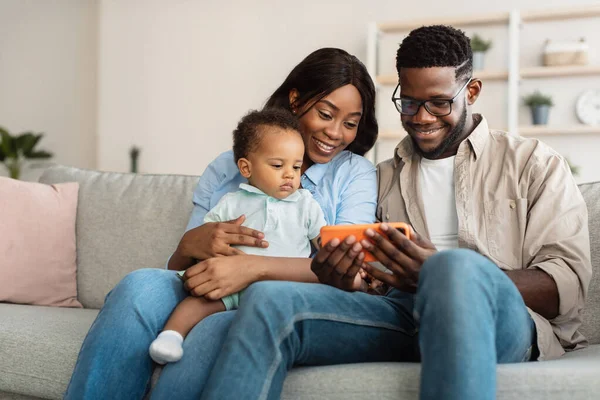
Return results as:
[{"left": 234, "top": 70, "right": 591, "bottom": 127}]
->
[
  {"left": 509, "top": 200, "right": 516, "bottom": 209},
  {"left": 385, "top": 213, "right": 390, "bottom": 220}
]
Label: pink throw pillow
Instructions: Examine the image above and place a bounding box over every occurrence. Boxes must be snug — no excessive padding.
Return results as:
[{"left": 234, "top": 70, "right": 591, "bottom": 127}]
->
[{"left": 0, "top": 177, "right": 82, "bottom": 308}]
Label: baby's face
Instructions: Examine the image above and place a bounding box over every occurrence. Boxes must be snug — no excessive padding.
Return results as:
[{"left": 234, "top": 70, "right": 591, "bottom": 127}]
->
[{"left": 246, "top": 127, "right": 304, "bottom": 200}]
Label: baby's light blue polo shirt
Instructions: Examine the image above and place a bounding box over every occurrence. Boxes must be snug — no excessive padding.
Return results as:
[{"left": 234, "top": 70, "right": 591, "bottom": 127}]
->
[
  {"left": 204, "top": 183, "right": 326, "bottom": 258},
  {"left": 184, "top": 150, "right": 377, "bottom": 234}
]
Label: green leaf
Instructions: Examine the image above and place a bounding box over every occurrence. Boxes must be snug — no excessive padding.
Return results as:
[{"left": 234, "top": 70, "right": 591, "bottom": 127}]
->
[
  {"left": 0, "top": 130, "right": 17, "bottom": 158},
  {"left": 19, "top": 133, "right": 43, "bottom": 157},
  {"left": 26, "top": 150, "right": 53, "bottom": 159}
]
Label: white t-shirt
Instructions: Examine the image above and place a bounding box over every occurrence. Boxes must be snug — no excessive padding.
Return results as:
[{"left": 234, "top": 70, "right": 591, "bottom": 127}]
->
[{"left": 418, "top": 156, "right": 459, "bottom": 251}]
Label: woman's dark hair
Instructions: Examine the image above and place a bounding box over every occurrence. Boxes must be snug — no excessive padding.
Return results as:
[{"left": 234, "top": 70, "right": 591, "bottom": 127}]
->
[
  {"left": 233, "top": 108, "right": 300, "bottom": 162},
  {"left": 264, "top": 48, "right": 378, "bottom": 156}
]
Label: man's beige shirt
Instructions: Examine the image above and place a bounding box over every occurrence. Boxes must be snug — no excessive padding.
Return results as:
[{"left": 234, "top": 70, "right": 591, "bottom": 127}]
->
[{"left": 376, "top": 115, "right": 592, "bottom": 360}]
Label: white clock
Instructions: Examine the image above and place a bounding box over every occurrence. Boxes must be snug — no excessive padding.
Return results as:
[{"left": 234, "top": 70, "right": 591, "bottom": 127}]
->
[{"left": 576, "top": 89, "right": 600, "bottom": 126}]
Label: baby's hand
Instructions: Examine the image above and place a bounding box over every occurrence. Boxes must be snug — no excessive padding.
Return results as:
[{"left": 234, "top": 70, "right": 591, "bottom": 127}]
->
[
  {"left": 360, "top": 268, "right": 388, "bottom": 295},
  {"left": 359, "top": 268, "right": 368, "bottom": 280}
]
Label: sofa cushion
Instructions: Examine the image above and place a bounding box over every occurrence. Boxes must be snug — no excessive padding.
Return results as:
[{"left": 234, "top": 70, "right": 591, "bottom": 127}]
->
[
  {"left": 280, "top": 345, "right": 600, "bottom": 400},
  {"left": 578, "top": 181, "right": 600, "bottom": 344},
  {"left": 0, "top": 178, "right": 81, "bottom": 308},
  {"left": 0, "top": 304, "right": 98, "bottom": 399},
  {"left": 40, "top": 167, "right": 200, "bottom": 309}
]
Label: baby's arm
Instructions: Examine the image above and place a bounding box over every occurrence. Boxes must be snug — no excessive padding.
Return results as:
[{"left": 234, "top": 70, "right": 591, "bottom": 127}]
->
[
  {"left": 305, "top": 193, "right": 327, "bottom": 256},
  {"left": 203, "top": 193, "right": 238, "bottom": 224}
]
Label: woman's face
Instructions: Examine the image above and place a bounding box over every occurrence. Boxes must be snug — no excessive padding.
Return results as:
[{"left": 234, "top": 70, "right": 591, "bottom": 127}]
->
[{"left": 294, "top": 84, "right": 363, "bottom": 166}]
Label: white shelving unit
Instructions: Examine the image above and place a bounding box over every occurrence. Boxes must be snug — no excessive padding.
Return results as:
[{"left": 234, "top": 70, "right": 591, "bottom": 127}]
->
[{"left": 366, "top": 4, "right": 600, "bottom": 161}]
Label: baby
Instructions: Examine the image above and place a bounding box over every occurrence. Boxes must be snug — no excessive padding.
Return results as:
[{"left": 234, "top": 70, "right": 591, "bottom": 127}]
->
[{"left": 149, "top": 108, "right": 326, "bottom": 364}]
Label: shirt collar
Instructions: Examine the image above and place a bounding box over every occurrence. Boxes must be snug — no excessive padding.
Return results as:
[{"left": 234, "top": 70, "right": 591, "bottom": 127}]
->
[
  {"left": 465, "top": 114, "right": 489, "bottom": 160},
  {"left": 238, "top": 183, "right": 302, "bottom": 202},
  {"left": 393, "top": 114, "right": 489, "bottom": 166},
  {"left": 302, "top": 159, "right": 329, "bottom": 186}
]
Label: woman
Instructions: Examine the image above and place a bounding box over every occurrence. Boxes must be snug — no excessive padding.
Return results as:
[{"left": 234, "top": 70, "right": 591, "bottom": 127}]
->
[{"left": 64, "top": 47, "right": 379, "bottom": 399}]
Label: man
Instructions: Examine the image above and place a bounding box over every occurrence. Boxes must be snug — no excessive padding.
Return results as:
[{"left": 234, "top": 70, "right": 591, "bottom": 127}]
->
[{"left": 200, "top": 26, "right": 591, "bottom": 400}]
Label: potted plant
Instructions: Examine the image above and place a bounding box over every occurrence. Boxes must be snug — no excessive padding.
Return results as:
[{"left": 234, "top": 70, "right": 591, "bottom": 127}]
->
[
  {"left": 470, "top": 34, "right": 492, "bottom": 70},
  {"left": 523, "top": 91, "right": 554, "bottom": 125},
  {"left": 0, "top": 127, "right": 53, "bottom": 179}
]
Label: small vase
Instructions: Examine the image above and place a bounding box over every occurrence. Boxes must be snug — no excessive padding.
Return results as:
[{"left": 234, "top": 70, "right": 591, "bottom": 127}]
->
[
  {"left": 130, "top": 147, "right": 140, "bottom": 173},
  {"left": 531, "top": 105, "right": 551, "bottom": 125},
  {"left": 473, "top": 51, "right": 486, "bottom": 70}
]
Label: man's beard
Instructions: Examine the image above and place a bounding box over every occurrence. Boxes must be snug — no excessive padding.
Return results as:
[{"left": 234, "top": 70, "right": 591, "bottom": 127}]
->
[{"left": 407, "top": 106, "right": 468, "bottom": 159}]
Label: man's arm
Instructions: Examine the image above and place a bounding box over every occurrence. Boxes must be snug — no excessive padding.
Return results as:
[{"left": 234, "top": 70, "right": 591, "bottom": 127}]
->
[
  {"left": 519, "top": 153, "right": 591, "bottom": 324},
  {"left": 505, "top": 269, "right": 558, "bottom": 319}
]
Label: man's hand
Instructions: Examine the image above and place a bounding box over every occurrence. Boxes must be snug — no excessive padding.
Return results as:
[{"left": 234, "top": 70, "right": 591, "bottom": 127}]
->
[
  {"left": 361, "top": 224, "right": 437, "bottom": 293},
  {"left": 178, "top": 215, "right": 268, "bottom": 260},
  {"left": 311, "top": 236, "right": 368, "bottom": 292}
]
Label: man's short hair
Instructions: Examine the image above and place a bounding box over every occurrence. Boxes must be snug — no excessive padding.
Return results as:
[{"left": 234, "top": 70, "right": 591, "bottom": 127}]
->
[
  {"left": 396, "top": 25, "right": 473, "bottom": 83},
  {"left": 232, "top": 108, "right": 301, "bottom": 162}
]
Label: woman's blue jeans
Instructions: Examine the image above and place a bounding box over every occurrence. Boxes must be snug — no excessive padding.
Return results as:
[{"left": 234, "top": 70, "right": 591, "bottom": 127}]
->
[{"left": 65, "top": 249, "right": 535, "bottom": 400}]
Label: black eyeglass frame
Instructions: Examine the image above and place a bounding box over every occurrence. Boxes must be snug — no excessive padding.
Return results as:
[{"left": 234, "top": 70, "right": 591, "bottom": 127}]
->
[{"left": 391, "top": 78, "right": 473, "bottom": 117}]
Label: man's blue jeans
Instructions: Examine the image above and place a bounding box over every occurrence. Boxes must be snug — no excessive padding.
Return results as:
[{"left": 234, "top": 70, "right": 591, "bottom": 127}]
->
[{"left": 65, "top": 249, "right": 535, "bottom": 400}]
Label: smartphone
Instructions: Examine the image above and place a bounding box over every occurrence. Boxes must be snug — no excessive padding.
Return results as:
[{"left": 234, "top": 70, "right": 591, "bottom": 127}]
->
[{"left": 320, "top": 222, "right": 411, "bottom": 264}]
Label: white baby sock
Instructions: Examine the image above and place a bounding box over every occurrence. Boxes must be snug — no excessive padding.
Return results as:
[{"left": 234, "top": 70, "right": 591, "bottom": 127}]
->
[{"left": 149, "top": 330, "right": 184, "bottom": 365}]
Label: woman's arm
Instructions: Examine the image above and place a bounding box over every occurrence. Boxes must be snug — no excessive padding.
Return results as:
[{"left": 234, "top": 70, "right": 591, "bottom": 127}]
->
[{"left": 182, "top": 255, "right": 317, "bottom": 300}]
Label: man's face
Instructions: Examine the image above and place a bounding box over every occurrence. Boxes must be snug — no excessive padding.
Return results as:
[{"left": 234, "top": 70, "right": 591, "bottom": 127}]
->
[{"left": 399, "top": 67, "right": 473, "bottom": 159}]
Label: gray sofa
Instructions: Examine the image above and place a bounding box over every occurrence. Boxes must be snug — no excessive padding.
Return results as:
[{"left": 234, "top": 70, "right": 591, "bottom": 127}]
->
[{"left": 1, "top": 165, "right": 599, "bottom": 400}]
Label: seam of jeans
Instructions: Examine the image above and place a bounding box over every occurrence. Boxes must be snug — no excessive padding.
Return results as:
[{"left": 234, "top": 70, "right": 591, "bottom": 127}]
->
[
  {"left": 63, "top": 309, "right": 100, "bottom": 398},
  {"left": 257, "top": 311, "right": 416, "bottom": 400}
]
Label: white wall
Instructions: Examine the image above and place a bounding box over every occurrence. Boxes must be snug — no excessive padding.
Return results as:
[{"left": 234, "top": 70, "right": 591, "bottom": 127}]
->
[
  {"left": 96, "top": 0, "right": 600, "bottom": 183},
  {"left": 2, "top": 1, "right": 597, "bottom": 182},
  {"left": 0, "top": 0, "right": 97, "bottom": 180}
]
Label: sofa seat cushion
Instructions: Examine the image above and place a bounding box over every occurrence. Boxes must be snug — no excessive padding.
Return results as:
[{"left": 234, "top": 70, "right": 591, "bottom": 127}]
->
[
  {"left": 280, "top": 345, "right": 600, "bottom": 400},
  {"left": 0, "top": 304, "right": 97, "bottom": 400}
]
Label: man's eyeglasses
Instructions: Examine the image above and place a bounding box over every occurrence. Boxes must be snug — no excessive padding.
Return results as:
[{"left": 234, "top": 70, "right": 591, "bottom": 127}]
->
[{"left": 391, "top": 78, "right": 472, "bottom": 117}]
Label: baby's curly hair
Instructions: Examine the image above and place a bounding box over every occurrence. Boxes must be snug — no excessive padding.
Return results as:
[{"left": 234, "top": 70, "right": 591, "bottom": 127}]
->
[
  {"left": 233, "top": 108, "right": 301, "bottom": 162},
  {"left": 396, "top": 25, "right": 473, "bottom": 83}
]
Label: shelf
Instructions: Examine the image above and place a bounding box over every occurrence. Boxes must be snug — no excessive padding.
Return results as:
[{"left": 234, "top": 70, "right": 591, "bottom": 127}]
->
[
  {"left": 521, "top": 5, "right": 600, "bottom": 23},
  {"left": 377, "top": 66, "right": 600, "bottom": 84},
  {"left": 377, "top": 126, "right": 600, "bottom": 140},
  {"left": 519, "top": 125, "right": 600, "bottom": 136},
  {"left": 377, "top": 12, "right": 509, "bottom": 33},
  {"left": 520, "top": 65, "right": 600, "bottom": 79},
  {"left": 376, "top": 4, "right": 600, "bottom": 33},
  {"left": 376, "top": 69, "right": 508, "bottom": 86},
  {"left": 473, "top": 70, "right": 509, "bottom": 80}
]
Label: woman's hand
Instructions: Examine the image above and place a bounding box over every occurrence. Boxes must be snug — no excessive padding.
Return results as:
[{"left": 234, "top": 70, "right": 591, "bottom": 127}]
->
[
  {"left": 181, "top": 255, "right": 259, "bottom": 300},
  {"left": 310, "top": 236, "right": 368, "bottom": 292},
  {"left": 177, "top": 215, "right": 268, "bottom": 261},
  {"left": 361, "top": 224, "right": 437, "bottom": 293}
]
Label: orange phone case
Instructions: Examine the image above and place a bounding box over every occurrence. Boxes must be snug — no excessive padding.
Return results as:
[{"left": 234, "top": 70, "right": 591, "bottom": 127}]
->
[{"left": 320, "top": 223, "right": 410, "bottom": 262}]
